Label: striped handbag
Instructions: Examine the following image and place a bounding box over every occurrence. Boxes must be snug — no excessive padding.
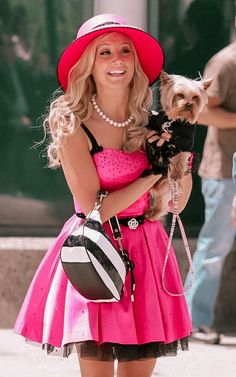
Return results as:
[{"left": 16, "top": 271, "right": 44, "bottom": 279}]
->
[{"left": 60, "top": 191, "right": 135, "bottom": 302}]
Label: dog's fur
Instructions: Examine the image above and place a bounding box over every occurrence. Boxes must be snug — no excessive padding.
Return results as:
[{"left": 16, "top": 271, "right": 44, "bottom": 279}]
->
[{"left": 146, "top": 71, "right": 212, "bottom": 220}]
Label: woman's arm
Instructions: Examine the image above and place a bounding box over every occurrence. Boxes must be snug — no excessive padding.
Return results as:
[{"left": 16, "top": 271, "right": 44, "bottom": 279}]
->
[
  {"left": 100, "top": 174, "right": 160, "bottom": 222},
  {"left": 60, "top": 126, "right": 162, "bottom": 222}
]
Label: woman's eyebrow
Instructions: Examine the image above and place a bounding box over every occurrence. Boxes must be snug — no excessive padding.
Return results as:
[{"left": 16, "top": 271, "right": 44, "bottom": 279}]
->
[{"left": 98, "top": 42, "right": 130, "bottom": 48}]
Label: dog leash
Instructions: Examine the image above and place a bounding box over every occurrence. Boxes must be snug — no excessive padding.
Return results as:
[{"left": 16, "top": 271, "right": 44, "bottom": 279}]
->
[{"left": 162, "top": 180, "right": 194, "bottom": 296}]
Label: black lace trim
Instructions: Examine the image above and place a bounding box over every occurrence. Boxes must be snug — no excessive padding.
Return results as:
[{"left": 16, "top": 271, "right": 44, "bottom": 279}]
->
[{"left": 43, "top": 337, "right": 189, "bottom": 360}]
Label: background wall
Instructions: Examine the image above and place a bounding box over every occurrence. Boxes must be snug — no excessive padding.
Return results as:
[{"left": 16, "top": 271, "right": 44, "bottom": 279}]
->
[
  {"left": 94, "top": 0, "right": 147, "bottom": 29},
  {"left": 0, "top": 0, "right": 93, "bottom": 235}
]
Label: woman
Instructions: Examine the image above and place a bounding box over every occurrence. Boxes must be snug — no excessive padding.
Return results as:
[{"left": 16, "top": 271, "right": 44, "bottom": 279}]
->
[{"left": 14, "top": 14, "right": 192, "bottom": 377}]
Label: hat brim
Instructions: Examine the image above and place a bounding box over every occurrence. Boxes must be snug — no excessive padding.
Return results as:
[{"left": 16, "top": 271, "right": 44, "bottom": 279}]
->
[{"left": 57, "top": 25, "right": 164, "bottom": 90}]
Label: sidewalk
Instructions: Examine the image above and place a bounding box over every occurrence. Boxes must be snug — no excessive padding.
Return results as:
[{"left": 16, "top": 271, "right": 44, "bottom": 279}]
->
[{"left": 1, "top": 329, "right": 236, "bottom": 377}]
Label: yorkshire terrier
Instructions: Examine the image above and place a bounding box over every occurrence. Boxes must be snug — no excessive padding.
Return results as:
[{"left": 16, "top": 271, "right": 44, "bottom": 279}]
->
[{"left": 145, "top": 71, "right": 212, "bottom": 220}]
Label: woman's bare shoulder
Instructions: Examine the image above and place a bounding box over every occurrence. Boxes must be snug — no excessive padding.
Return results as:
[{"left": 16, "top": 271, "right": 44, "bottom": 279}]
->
[{"left": 62, "top": 123, "right": 90, "bottom": 153}]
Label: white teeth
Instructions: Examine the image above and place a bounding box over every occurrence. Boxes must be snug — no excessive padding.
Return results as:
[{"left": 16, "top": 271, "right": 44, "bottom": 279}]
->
[{"left": 108, "top": 70, "right": 125, "bottom": 74}]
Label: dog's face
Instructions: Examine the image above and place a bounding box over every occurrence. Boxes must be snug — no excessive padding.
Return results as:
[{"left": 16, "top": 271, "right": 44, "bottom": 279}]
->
[{"left": 160, "top": 71, "right": 212, "bottom": 124}]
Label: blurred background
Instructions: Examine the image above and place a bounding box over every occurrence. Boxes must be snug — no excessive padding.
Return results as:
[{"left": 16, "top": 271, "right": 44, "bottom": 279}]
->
[{"left": 0, "top": 0, "right": 235, "bottom": 237}]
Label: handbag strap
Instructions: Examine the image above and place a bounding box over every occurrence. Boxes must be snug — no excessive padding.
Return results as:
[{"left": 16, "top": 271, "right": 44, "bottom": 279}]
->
[
  {"left": 97, "top": 191, "right": 135, "bottom": 301},
  {"left": 97, "top": 190, "right": 123, "bottom": 241},
  {"left": 96, "top": 190, "right": 109, "bottom": 209}
]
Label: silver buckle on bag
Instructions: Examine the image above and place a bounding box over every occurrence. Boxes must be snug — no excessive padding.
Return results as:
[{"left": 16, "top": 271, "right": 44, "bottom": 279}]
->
[{"left": 127, "top": 218, "right": 139, "bottom": 230}]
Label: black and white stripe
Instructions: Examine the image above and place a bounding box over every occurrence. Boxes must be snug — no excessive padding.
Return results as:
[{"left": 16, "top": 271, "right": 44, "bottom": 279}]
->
[{"left": 60, "top": 210, "right": 127, "bottom": 302}]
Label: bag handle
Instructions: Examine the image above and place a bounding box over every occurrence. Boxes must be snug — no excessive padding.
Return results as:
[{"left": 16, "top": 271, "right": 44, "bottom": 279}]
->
[
  {"left": 97, "top": 191, "right": 135, "bottom": 301},
  {"left": 97, "top": 190, "right": 123, "bottom": 242},
  {"left": 81, "top": 190, "right": 125, "bottom": 253},
  {"left": 94, "top": 190, "right": 108, "bottom": 209}
]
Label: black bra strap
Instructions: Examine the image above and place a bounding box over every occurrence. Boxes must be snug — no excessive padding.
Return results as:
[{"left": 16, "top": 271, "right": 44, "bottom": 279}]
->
[{"left": 81, "top": 124, "right": 103, "bottom": 155}]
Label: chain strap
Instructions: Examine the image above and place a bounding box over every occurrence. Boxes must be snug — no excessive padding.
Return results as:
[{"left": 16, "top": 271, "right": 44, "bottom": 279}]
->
[{"left": 94, "top": 190, "right": 109, "bottom": 210}]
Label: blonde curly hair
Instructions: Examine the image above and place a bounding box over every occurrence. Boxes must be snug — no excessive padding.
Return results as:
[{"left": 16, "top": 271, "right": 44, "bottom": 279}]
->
[{"left": 43, "top": 32, "right": 153, "bottom": 168}]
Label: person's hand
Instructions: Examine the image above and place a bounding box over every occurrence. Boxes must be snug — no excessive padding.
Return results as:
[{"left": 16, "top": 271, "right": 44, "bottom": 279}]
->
[
  {"left": 231, "top": 194, "right": 236, "bottom": 227},
  {"left": 142, "top": 130, "right": 176, "bottom": 177},
  {"left": 146, "top": 130, "right": 171, "bottom": 147},
  {"left": 147, "top": 113, "right": 196, "bottom": 153}
]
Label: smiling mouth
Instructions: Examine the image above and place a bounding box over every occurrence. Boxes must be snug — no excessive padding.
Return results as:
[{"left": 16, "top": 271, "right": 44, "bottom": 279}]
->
[{"left": 107, "top": 70, "right": 126, "bottom": 76}]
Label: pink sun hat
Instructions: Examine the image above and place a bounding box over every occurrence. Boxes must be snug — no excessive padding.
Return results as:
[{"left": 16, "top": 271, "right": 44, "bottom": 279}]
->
[{"left": 57, "top": 13, "right": 165, "bottom": 91}]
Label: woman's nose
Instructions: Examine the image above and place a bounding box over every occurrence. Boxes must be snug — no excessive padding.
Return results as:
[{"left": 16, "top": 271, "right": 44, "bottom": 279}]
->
[{"left": 112, "top": 53, "right": 124, "bottom": 64}]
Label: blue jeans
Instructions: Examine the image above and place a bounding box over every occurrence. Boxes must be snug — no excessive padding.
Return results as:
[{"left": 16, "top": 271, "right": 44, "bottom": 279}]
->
[{"left": 185, "top": 178, "right": 236, "bottom": 327}]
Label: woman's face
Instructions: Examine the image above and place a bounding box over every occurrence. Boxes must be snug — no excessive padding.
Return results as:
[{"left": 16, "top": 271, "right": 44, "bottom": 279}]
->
[{"left": 92, "top": 32, "right": 135, "bottom": 91}]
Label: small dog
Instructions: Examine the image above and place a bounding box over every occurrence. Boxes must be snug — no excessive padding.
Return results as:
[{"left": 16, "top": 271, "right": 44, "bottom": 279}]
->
[
  {"left": 160, "top": 71, "right": 212, "bottom": 124},
  {"left": 145, "top": 71, "right": 212, "bottom": 220}
]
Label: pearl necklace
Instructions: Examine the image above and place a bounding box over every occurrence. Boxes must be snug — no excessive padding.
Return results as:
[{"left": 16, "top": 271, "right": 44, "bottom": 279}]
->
[{"left": 91, "top": 94, "right": 134, "bottom": 128}]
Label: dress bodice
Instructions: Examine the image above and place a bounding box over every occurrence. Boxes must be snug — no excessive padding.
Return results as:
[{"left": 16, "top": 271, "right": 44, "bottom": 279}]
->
[{"left": 74, "top": 144, "right": 151, "bottom": 217}]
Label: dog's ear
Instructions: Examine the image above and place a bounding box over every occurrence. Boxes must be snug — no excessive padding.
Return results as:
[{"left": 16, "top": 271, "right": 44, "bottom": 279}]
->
[
  {"left": 202, "top": 78, "right": 212, "bottom": 90},
  {"left": 160, "top": 71, "right": 172, "bottom": 86}
]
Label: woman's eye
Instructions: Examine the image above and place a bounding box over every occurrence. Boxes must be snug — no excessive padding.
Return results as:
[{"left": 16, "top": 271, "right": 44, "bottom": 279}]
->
[
  {"left": 122, "top": 48, "right": 130, "bottom": 54},
  {"left": 100, "top": 50, "right": 110, "bottom": 56}
]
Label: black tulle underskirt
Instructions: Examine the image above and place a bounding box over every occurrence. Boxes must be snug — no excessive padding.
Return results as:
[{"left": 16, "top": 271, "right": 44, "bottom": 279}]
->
[{"left": 43, "top": 337, "right": 189, "bottom": 361}]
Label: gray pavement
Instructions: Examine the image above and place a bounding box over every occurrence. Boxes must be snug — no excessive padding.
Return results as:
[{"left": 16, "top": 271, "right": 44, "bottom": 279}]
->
[{"left": 1, "top": 330, "right": 236, "bottom": 377}]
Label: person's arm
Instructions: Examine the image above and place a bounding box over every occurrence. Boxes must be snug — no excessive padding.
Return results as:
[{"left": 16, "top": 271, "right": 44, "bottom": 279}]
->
[
  {"left": 197, "top": 96, "right": 236, "bottom": 129},
  {"left": 60, "top": 126, "right": 162, "bottom": 223},
  {"left": 231, "top": 153, "right": 236, "bottom": 227},
  {"left": 231, "top": 194, "right": 236, "bottom": 227}
]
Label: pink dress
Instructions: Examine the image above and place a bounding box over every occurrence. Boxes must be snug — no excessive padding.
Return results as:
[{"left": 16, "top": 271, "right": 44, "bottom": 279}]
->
[{"left": 14, "top": 127, "right": 192, "bottom": 360}]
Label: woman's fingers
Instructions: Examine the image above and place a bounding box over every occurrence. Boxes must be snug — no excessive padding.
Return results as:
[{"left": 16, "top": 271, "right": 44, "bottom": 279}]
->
[
  {"left": 156, "top": 138, "right": 166, "bottom": 147},
  {"left": 147, "top": 131, "right": 171, "bottom": 145},
  {"left": 147, "top": 130, "right": 158, "bottom": 139},
  {"left": 147, "top": 134, "right": 160, "bottom": 143}
]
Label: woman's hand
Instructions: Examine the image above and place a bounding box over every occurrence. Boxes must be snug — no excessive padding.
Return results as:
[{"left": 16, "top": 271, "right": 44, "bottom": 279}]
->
[
  {"left": 146, "top": 130, "right": 171, "bottom": 146},
  {"left": 142, "top": 130, "right": 172, "bottom": 176}
]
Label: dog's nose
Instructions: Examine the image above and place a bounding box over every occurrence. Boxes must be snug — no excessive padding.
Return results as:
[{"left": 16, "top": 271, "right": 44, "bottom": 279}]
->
[{"left": 185, "top": 102, "right": 192, "bottom": 110}]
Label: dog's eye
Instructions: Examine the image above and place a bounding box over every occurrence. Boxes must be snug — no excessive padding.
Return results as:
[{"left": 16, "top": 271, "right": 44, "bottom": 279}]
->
[
  {"left": 176, "top": 93, "right": 185, "bottom": 99},
  {"left": 192, "top": 95, "right": 200, "bottom": 104}
]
